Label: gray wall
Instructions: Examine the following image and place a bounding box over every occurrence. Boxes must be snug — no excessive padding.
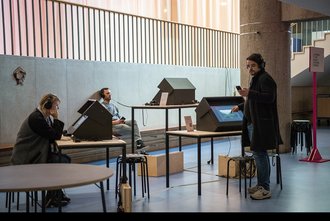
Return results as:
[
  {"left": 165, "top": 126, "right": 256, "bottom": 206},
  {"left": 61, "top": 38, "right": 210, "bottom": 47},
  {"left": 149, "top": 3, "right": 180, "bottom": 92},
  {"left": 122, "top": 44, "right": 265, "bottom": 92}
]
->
[{"left": 0, "top": 55, "right": 240, "bottom": 144}]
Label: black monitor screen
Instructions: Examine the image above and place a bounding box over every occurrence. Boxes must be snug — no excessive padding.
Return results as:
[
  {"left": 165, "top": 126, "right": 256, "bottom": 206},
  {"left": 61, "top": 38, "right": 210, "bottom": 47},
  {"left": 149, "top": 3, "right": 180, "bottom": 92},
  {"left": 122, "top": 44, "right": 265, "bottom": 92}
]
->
[{"left": 211, "top": 105, "right": 243, "bottom": 122}]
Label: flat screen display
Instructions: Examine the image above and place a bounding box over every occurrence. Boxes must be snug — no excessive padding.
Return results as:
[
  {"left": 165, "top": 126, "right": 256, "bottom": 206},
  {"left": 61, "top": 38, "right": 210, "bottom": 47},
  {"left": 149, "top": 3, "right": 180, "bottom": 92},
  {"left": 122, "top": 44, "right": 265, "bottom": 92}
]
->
[{"left": 210, "top": 105, "right": 243, "bottom": 122}]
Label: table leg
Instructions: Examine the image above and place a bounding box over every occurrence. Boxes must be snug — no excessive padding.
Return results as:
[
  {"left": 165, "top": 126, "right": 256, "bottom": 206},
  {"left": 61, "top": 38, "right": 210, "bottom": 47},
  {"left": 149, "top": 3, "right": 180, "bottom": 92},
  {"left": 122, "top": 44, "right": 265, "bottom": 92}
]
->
[
  {"left": 41, "top": 191, "right": 46, "bottom": 213},
  {"left": 179, "top": 108, "right": 182, "bottom": 151},
  {"left": 25, "top": 192, "right": 29, "bottom": 213},
  {"left": 197, "top": 138, "right": 201, "bottom": 195},
  {"left": 100, "top": 181, "right": 107, "bottom": 212},
  {"left": 106, "top": 147, "right": 110, "bottom": 190},
  {"left": 8, "top": 192, "right": 11, "bottom": 213},
  {"left": 131, "top": 107, "right": 135, "bottom": 153},
  {"left": 166, "top": 133, "right": 170, "bottom": 188},
  {"left": 166, "top": 109, "right": 170, "bottom": 188}
]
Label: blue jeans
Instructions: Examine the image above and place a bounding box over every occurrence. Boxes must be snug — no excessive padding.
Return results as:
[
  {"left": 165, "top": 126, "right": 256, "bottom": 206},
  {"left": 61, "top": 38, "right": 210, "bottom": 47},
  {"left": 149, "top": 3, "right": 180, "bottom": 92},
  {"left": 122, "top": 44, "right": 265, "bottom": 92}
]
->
[{"left": 247, "top": 124, "right": 271, "bottom": 191}]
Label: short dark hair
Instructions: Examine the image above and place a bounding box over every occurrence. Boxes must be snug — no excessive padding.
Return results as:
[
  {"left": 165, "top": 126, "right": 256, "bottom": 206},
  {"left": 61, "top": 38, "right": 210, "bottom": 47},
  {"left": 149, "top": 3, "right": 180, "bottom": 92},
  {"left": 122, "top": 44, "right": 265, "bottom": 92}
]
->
[
  {"left": 99, "top": 87, "right": 109, "bottom": 98},
  {"left": 246, "top": 53, "right": 266, "bottom": 69}
]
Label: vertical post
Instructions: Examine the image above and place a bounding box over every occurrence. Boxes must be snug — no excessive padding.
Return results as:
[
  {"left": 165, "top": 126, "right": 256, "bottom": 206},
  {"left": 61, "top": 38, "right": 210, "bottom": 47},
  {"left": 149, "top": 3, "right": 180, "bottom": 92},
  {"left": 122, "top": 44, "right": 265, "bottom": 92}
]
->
[
  {"left": 312, "top": 71, "right": 317, "bottom": 150},
  {"left": 300, "top": 47, "right": 329, "bottom": 163}
]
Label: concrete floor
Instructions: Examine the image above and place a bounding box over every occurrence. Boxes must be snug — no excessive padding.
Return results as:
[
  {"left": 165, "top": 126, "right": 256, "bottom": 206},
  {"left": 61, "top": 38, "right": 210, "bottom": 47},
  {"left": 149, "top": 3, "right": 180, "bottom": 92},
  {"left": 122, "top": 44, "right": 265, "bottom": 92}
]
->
[{"left": 2, "top": 127, "right": 330, "bottom": 213}]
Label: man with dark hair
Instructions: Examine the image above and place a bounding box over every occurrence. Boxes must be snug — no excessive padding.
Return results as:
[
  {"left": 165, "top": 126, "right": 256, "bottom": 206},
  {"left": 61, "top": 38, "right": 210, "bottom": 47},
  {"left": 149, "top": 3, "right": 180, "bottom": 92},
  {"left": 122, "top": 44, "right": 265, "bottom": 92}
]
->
[
  {"left": 99, "top": 87, "right": 148, "bottom": 154},
  {"left": 231, "top": 53, "right": 283, "bottom": 200}
]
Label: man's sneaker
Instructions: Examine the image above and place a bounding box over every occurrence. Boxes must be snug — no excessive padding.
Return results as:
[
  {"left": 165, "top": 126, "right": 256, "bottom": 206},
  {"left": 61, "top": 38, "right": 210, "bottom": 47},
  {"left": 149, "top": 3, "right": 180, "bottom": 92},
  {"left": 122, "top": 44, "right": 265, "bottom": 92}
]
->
[
  {"left": 248, "top": 185, "right": 260, "bottom": 194},
  {"left": 250, "top": 186, "right": 271, "bottom": 200},
  {"left": 136, "top": 139, "right": 146, "bottom": 149}
]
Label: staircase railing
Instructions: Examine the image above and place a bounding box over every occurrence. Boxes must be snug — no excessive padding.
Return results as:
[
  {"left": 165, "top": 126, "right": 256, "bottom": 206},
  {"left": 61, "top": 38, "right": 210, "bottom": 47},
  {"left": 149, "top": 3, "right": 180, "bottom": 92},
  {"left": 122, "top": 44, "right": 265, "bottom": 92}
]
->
[{"left": 291, "top": 19, "right": 330, "bottom": 54}]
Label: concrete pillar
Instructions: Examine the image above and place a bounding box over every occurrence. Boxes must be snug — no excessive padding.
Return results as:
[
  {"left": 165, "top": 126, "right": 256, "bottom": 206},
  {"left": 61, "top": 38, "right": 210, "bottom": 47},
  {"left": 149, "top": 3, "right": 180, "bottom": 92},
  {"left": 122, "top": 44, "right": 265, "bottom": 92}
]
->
[{"left": 240, "top": 0, "right": 291, "bottom": 153}]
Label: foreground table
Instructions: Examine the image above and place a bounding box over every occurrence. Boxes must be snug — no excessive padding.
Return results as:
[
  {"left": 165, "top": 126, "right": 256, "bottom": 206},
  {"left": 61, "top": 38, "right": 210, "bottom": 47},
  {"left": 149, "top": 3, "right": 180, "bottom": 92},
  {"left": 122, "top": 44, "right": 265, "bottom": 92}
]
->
[{"left": 0, "top": 163, "right": 113, "bottom": 212}]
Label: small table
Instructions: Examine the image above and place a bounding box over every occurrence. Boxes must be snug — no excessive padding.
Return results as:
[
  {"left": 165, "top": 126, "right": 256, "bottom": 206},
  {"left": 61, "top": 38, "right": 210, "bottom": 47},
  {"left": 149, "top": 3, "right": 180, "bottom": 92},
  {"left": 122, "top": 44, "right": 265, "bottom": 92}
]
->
[
  {"left": 56, "top": 137, "right": 127, "bottom": 190},
  {"left": 131, "top": 104, "right": 198, "bottom": 153},
  {"left": 0, "top": 163, "right": 113, "bottom": 212},
  {"left": 166, "top": 130, "right": 242, "bottom": 195}
]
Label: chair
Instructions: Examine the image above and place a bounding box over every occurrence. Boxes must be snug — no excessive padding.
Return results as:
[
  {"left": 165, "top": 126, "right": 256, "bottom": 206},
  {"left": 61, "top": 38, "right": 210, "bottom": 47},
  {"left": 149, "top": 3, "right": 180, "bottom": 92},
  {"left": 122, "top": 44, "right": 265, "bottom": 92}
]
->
[
  {"left": 115, "top": 154, "right": 150, "bottom": 199},
  {"left": 225, "top": 155, "right": 255, "bottom": 198},
  {"left": 5, "top": 191, "right": 39, "bottom": 212}
]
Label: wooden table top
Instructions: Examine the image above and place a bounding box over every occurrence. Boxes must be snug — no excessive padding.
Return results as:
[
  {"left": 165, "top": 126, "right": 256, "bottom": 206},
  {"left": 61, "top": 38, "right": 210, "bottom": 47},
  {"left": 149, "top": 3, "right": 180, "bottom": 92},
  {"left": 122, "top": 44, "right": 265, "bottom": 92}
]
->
[
  {"left": 131, "top": 103, "right": 198, "bottom": 109},
  {"left": 56, "top": 137, "right": 126, "bottom": 148},
  {"left": 0, "top": 163, "right": 113, "bottom": 192},
  {"left": 166, "top": 130, "right": 242, "bottom": 138}
]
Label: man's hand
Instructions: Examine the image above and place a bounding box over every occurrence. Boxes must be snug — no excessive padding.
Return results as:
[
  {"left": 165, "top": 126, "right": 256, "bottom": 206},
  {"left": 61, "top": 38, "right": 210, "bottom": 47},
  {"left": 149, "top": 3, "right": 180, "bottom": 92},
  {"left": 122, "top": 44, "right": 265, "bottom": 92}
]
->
[
  {"left": 231, "top": 105, "right": 239, "bottom": 113},
  {"left": 113, "top": 119, "right": 125, "bottom": 125},
  {"left": 237, "top": 88, "right": 249, "bottom": 97}
]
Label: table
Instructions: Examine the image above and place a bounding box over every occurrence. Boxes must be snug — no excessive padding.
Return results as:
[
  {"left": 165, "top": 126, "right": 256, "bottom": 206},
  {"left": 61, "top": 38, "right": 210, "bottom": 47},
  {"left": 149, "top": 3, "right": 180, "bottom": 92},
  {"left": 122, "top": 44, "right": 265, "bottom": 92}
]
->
[
  {"left": 166, "top": 130, "right": 242, "bottom": 195},
  {"left": 56, "top": 137, "right": 127, "bottom": 190},
  {"left": 131, "top": 104, "right": 198, "bottom": 153},
  {"left": 0, "top": 163, "right": 113, "bottom": 212}
]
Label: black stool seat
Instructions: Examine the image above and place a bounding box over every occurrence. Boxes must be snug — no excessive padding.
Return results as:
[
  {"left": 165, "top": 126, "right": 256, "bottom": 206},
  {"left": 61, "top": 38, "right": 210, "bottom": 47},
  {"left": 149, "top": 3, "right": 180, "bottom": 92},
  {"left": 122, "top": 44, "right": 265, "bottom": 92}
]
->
[
  {"left": 115, "top": 154, "right": 150, "bottom": 199},
  {"left": 226, "top": 155, "right": 254, "bottom": 198},
  {"left": 290, "top": 120, "right": 312, "bottom": 155}
]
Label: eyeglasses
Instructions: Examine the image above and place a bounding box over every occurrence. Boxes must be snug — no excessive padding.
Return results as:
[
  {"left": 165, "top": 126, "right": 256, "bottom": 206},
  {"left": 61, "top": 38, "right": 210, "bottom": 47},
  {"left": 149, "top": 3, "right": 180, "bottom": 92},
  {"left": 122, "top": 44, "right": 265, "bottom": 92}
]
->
[{"left": 246, "top": 64, "right": 257, "bottom": 69}]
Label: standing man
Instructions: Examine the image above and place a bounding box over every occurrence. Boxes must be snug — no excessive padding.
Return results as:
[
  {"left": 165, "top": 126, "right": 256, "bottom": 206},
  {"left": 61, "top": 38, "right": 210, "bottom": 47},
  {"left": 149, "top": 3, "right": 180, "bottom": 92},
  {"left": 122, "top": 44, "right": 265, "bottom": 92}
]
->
[
  {"left": 231, "top": 53, "right": 283, "bottom": 200},
  {"left": 99, "top": 87, "right": 147, "bottom": 153}
]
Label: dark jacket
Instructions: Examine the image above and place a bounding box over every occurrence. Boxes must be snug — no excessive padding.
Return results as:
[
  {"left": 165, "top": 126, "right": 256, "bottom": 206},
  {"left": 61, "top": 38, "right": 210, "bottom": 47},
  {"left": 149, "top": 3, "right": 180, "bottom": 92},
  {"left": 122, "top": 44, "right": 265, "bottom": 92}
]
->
[
  {"left": 11, "top": 108, "right": 64, "bottom": 164},
  {"left": 238, "top": 70, "right": 283, "bottom": 151}
]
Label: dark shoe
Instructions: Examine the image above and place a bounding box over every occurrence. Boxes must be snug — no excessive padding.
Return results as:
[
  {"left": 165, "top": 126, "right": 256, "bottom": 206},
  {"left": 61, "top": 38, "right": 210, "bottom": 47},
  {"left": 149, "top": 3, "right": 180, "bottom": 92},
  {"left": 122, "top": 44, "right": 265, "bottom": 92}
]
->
[
  {"left": 60, "top": 190, "right": 71, "bottom": 202},
  {"left": 46, "top": 200, "right": 69, "bottom": 208},
  {"left": 136, "top": 140, "right": 146, "bottom": 149}
]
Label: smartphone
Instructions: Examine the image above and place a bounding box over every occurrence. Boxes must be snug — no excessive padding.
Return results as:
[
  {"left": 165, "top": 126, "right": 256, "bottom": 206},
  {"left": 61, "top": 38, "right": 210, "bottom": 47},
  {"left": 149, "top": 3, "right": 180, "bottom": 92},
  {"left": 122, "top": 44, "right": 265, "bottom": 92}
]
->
[
  {"left": 236, "top": 86, "right": 242, "bottom": 91},
  {"left": 120, "top": 116, "right": 126, "bottom": 120}
]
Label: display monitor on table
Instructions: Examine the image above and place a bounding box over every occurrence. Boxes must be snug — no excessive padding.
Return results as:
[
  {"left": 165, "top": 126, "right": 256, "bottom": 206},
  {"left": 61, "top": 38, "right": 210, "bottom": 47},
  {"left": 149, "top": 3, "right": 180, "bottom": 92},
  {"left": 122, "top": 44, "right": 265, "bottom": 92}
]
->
[
  {"left": 195, "top": 96, "right": 244, "bottom": 132},
  {"left": 67, "top": 99, "right": 112, "bottom": 141},
  {"left": 210, "top": 105, "right": 243, "bottom": 122}
]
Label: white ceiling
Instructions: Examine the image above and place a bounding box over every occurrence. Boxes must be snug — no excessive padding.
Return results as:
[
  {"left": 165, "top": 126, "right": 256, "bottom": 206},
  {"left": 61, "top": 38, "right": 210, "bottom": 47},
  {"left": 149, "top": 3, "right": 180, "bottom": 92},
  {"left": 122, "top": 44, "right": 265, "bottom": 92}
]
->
[{"left": 279, "top": 0, "right": 330, "bottom": 16}]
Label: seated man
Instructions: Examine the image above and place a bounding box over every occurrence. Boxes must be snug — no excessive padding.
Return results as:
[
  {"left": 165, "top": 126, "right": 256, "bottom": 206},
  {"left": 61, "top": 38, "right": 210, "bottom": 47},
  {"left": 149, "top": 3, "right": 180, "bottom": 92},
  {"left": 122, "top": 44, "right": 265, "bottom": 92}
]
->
[{"left": 99, "top": 87, "right": 148, "bottom": 154}]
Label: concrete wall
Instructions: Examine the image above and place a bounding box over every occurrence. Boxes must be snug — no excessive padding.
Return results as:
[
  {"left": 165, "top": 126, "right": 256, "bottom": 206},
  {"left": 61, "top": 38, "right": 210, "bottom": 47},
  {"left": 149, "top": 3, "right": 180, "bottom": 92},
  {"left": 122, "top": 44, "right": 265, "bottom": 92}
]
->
[
  {"left": 281, "top": 2, "right": 329, "bottom": 22},
  {"left": 0, "top": 55, "right": 240, "bottom": 144}
]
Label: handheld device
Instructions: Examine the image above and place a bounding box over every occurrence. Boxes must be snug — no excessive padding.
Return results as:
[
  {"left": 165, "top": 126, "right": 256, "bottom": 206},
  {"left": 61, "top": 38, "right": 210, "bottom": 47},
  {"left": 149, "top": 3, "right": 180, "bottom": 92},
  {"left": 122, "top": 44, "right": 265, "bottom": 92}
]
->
[
  {"left": 236, "top": 86, "right": 242, "bottom": 91},
  {"left": 120, "top": 117, "right": 126, "bottom": 120}
]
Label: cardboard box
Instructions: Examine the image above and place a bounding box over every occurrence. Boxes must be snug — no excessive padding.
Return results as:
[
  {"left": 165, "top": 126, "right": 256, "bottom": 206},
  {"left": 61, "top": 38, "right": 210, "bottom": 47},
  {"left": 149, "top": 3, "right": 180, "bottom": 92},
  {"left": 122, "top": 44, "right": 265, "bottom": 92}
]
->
[
  {"left": 218, "top": 155, "right": 238, "bottom": 178},
  {"left": 218, "top": 155, "right": 256, "bottom": 178},
  {"left": 138, "top": 151, "right": 184, "bottom": 177}
]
